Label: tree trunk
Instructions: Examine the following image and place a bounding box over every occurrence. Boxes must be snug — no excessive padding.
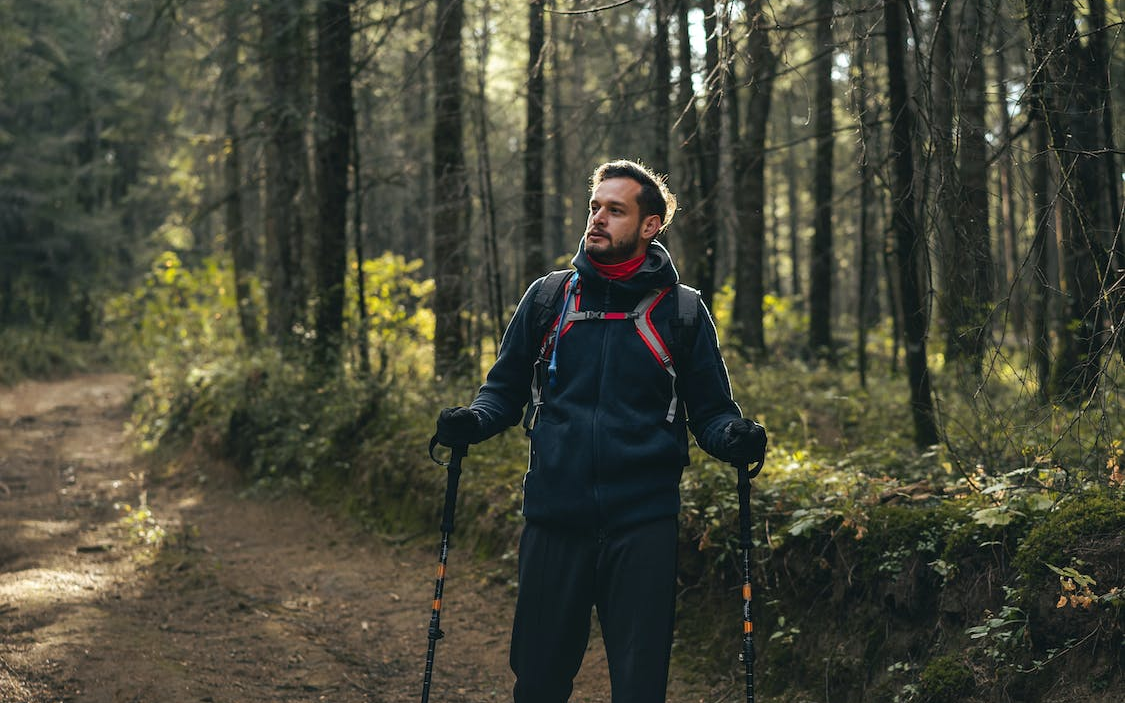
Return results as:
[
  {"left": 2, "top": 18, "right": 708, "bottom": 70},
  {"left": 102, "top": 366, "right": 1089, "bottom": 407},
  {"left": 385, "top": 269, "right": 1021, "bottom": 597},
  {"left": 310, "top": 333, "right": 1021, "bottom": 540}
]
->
[
  {"left": 652, "top": 0, "right": 671, "bottom": 175},
  {"left": 933, "top": 0, "right": 993, "bottom": 377},
  {"left": 996, "top": 45, "right": 1023, "bottom": 335},
  {"left": 785, "top": 87, "right": 801, "bottom": 306},
  {"left": 549, "top": 1, "right": 568, "bottom": 258},
  {"left": 1029, "top": 113, "right": 1054, "bottom": 401},
  {"left": 260, "top": 0, "right": 307, "bottom": 349},
  {"left": 1088, "top": 0, "right": 1121, "bottom": 245},
  {"left": 472, "top": 2, "right": 504, "bottom": 354},
  {"left": 808, "top": 0, "right": 834, "bottom": 359},
  {"left": 885, "top": 0, "right": 940, "bottom": 448},
  {"left": 953, "top": 0, "right": 993, "bottom": 375},
  {"left": 432, "top": 0, "right": 471, "bottom": 380},
  {"left": 931, "top": 1, "right": 958, "bottom": 360},
  {"left": 314, "top": 0, "right": 353, "bottom": 368},
  {"left": 696, "top": 0, "right": 721, "bottom": 306},
  {"left": 351, "top": 115, "right": 370, "bottom": 376},
  {"left": 883, "top": 196, "right": 903, "bottom": 374},
  {"left": 674, "top": 0, "right": 703, "bottom": 282},
  {"left": 220, "top": 4, "right": 259, "bottom": 348},
  {"left": 853, "top": 33, "right": 874, "bottom": 388},
  {"left": 730, "top": 0, "right": 775, "bottom": 355},
  {"left": 1026, "top": 0, "right": 1119, "bottom": 402},
  {"left": 522, "top": 0, "right": 546, "bottom": 288}
]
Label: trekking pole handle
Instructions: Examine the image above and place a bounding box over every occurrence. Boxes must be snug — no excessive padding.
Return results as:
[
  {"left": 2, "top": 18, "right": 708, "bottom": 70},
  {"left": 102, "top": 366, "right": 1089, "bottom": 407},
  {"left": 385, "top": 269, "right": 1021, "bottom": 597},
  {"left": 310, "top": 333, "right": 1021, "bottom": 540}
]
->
[
  {"left": 429, "top": 436, "right": 467, "bottom": 534},
  {"left": 736, "top": 458, "right": 763, "bottom": 549}
]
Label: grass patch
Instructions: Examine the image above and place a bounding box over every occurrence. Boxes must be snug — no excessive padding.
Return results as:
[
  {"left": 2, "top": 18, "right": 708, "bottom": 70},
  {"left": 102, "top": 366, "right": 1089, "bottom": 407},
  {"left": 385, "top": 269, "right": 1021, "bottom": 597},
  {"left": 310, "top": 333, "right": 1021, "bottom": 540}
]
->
[{"left": 0, "top": 326, "right": 113, "bottom": 384}]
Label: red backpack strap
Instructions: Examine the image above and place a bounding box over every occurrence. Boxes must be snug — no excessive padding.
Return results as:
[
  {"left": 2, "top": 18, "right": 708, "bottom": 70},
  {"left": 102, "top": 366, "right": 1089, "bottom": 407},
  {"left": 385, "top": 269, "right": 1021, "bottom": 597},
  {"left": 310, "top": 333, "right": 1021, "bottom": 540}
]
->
[{"left": 528, "top": 282, "right": 684, "bottom": 428}]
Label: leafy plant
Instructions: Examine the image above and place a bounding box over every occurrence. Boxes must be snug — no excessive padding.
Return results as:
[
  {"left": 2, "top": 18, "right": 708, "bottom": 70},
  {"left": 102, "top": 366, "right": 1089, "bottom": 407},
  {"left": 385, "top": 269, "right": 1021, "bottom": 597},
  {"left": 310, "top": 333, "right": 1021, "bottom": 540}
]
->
[
  {"left": 116, "top": 501, "right": 167, "bottom": 548},
  {"left": 1047, "top": 562, "right": 1123, "bottom": 610},
  {"left": 965, "top": 602, "right": 1027, "bottom": 663}
]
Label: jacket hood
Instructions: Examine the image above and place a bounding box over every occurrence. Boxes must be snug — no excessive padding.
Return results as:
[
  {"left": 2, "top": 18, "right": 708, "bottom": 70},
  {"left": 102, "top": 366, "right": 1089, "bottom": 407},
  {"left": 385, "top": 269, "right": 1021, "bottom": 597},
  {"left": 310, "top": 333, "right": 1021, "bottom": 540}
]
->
[{"left": 571, "top": 238, "right": 680, "bottom": 292}]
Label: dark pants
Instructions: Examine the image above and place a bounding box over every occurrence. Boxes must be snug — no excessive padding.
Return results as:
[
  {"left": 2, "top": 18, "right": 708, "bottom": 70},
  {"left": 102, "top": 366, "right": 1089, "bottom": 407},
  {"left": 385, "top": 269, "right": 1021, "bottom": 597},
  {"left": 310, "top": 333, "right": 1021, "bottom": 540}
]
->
[{"left": 510, "top": 517, "right": 678, "bottom": 703}]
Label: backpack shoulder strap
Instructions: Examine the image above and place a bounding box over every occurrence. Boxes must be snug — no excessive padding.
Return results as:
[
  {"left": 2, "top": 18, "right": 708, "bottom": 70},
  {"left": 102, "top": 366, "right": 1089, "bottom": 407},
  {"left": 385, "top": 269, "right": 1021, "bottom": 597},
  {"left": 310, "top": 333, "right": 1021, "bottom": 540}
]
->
[
  {"left": 530, "top": 270, "right": 574, "bottom": 343},
  {"left": 675, "top": 283, "right": 700, "bottom": 328},
  {"left": 523, "top": 269, "right": 575, "bottom": 433},
  {"left": 669, "top": 283, "right": 702, "bottom": 359}
]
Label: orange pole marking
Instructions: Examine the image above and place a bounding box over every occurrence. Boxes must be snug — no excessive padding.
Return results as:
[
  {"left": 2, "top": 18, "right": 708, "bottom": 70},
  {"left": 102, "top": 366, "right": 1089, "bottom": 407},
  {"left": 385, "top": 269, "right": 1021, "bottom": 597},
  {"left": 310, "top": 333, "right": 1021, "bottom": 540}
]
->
[
  {"left": 433, "top": 599, "right": 442, "bottom": 611},
  {"left": 744, "top": 621, "right": 753, "bottom": 633}
]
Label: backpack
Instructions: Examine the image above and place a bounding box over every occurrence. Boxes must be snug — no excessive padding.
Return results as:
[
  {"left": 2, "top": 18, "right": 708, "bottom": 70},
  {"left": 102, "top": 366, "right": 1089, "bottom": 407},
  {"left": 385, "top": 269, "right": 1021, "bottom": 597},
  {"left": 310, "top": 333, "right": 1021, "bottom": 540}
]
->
[{"left": 522, "top": 269, "right": 701, "bottom": 431}]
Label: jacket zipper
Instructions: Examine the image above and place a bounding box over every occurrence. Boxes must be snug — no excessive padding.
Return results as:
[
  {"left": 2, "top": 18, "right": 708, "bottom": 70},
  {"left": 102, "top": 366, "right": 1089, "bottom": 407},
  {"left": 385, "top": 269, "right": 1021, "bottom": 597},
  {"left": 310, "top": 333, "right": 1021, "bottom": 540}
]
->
[{"left": 590, "top": 282, "right": 615, "bottom": 529}]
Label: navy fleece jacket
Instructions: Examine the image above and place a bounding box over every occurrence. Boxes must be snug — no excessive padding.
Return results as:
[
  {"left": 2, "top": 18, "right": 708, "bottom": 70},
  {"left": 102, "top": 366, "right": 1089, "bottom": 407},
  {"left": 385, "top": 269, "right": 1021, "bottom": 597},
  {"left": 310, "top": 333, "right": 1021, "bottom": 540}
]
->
[{"left": 470, "top": 240, "right": 743, "bottom": 531}]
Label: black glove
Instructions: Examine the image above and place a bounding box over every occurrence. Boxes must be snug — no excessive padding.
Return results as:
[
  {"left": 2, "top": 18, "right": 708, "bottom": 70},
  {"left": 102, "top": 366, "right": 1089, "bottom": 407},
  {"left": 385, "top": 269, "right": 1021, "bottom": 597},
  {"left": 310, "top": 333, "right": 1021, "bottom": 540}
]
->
[
  {"left": 722, "top": 418, "right": 767, "bottom": 470},
  {"left": 436, "top": 406, "right": 483, "bottom": 448}
]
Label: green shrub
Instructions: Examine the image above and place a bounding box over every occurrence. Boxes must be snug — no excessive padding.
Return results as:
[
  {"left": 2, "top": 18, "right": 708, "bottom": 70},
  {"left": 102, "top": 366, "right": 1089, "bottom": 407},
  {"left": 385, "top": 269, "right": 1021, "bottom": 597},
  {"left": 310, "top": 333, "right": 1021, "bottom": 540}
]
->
[
  {"left": 0, "top": 326, "right": 109, "bottom": 384},
  {"left": 1014, "top": 493, "right": 1125, "bottom": 584},
  {"left": 918, "top": 654, "right": 975, "bottom": 703}
]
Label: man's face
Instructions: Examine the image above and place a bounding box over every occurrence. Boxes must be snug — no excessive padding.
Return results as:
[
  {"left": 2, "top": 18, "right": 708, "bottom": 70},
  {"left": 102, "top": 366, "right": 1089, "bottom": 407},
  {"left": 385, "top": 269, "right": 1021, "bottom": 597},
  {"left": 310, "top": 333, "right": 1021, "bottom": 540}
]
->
[{"left": 584, "top": 177, "right": 661, "bottom": 264}]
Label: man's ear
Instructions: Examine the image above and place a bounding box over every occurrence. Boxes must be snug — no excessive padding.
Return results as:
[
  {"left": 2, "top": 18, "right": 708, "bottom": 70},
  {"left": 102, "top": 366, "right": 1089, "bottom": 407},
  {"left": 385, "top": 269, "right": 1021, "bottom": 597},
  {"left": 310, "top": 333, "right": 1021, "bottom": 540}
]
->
[{"left": 641, "top": 214, "right": 662, "bottom": 242}]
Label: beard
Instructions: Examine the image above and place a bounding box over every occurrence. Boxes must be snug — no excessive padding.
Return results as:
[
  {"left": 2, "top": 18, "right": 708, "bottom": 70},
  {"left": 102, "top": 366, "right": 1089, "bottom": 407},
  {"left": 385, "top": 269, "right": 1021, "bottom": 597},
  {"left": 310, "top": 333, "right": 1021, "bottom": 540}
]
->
[{"left": 585, "top": 224, "right": 643, "bottom": 264}]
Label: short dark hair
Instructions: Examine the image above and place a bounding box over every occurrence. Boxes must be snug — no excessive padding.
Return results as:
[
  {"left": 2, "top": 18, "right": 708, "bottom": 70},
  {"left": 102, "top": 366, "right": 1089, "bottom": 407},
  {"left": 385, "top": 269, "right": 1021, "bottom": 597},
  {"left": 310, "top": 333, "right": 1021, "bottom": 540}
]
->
[{"left": 590, "top": 160, "right": 677, "bottom": 233}]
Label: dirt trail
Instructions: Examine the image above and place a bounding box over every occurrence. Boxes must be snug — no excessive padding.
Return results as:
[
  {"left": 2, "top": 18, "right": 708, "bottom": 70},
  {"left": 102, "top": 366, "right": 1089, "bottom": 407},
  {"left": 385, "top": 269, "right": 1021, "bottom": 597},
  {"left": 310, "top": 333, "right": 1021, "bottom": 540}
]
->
[{"left": 0, "top": 374, "right": 718, "bottom": 703}]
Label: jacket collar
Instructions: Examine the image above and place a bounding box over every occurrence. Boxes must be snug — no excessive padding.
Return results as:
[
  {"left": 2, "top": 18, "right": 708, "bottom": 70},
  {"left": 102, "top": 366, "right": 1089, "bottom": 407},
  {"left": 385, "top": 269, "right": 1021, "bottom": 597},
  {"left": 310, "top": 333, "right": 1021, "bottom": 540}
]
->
[{"left": 571, "top": 238, "right": 680, "bottom": 293}]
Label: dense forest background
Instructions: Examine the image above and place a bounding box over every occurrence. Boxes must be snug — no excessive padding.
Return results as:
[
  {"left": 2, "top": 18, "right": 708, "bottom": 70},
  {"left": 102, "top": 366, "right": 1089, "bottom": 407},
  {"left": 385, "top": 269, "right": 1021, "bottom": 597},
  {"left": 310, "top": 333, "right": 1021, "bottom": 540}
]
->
[{"left": 2, "top": 0, "right": 1124, "bottom": 701}]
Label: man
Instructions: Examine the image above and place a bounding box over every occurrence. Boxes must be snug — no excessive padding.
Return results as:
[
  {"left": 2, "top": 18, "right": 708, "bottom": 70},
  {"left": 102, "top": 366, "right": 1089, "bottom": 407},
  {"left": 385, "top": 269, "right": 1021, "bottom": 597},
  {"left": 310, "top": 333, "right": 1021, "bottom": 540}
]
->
[{"left": 436, "top": 159, "right": 766, "bottom": 703}]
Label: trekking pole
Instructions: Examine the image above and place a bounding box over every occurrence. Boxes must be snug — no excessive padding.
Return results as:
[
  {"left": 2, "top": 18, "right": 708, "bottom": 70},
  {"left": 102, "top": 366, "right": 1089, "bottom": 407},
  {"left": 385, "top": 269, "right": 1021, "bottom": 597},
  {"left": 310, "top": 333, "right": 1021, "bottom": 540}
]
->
[
  {"left": 421, "top": 437, "right": 467, "bottom": 703},
  {"left": 736, "top": 457, "right": 764, "bottom": 703}
]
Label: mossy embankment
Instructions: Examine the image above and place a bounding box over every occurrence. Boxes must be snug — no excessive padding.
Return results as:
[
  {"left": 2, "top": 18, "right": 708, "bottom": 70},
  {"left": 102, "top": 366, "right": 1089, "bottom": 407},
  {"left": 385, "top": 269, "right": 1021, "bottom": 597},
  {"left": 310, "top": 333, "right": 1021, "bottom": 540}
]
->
[{"left": 678, "top": 493, "right": 1124, "bottom": 702}]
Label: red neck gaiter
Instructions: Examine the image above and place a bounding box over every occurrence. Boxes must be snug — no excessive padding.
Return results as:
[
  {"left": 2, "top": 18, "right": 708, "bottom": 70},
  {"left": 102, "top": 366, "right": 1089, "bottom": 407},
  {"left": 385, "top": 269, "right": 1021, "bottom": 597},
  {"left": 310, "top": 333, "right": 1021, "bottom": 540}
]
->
[{"left": 589, "top": 253, "right": 646, "bottom": 281}]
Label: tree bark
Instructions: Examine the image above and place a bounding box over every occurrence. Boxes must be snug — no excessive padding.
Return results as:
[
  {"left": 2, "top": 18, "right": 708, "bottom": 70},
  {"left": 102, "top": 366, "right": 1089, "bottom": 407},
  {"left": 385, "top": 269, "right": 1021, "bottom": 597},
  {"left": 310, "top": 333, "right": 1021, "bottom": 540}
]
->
[
  {"left": 996, "top": 45, "right": 1023, "bottom": 335},
  {"left": 730, "top": 0, "right": 775, "bottom": 355},
  {"left": 932, "top": 0, "right": 993, "bottom": 377},
  {"left": 674, "top": 0, "right": 703, "bottom": 282},
  {"left": 1029, "top": 112, "right": 1054, "bottom": 401},
  {"left": 549, "top": 1, "right": 568, "bottom": 258},
  {"left": 351, "top": 114, "right": 370, "bottom": 376},
  {"left": 432, "top": 0, "right": 471, "bottom": 380},
  {"left": 853, "top": 31, "right": 874, "bottom": 388},
  {"left": 314, "top": 0, "right": 353, "bottom": 368},
  {"left": 885, "top": 0, "right": 940, "bottom": 448},
  {"left": 1088, "top": 0, "right": 1121, "bottom": 245},
  {"left": 220, "top": 4, "right": 259, "bottom": 348},
  {"left": 1026, "top": 0, "right": 1119, "bottom": 401},
  {"left": 696, "top": 0, "right": 721, "bottom": 306},
  {"left": 652, "top": 0, "right": 671, "bottom": 175},
  {"left": 931, "top": 1, "right": 958, "bottom": 359},
  {"left": 808, "top": 0, "right": 834, "bottom": 359},
  {"left": 260, "top": 0, "right": 307, "bottom": 349},
  {"left": 954, "top": 0, "right": 993, "bottom": 375},
  {"left": 785, "top": 87, "right": 801, "bottom": 306},
  {"left": 472, "top": 2, "right": 504, "bottom": 354},
  {"left": 522, "top": 0, "right": 546, "bottom": 288}
]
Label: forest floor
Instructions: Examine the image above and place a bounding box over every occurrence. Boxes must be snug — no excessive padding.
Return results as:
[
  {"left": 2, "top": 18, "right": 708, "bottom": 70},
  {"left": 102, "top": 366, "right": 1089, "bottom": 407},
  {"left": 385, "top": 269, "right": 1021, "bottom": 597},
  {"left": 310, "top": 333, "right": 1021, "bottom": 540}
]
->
[{"left": 0, "top": 373, "right": 720, "bottom": 703}]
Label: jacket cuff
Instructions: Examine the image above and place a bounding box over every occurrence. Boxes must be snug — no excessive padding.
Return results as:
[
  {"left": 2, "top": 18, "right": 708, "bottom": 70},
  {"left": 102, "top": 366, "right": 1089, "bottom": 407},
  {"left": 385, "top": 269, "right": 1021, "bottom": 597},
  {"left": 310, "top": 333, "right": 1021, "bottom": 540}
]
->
[{"left": 700, "top": 417, "right": 737, "bottom": 462}]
